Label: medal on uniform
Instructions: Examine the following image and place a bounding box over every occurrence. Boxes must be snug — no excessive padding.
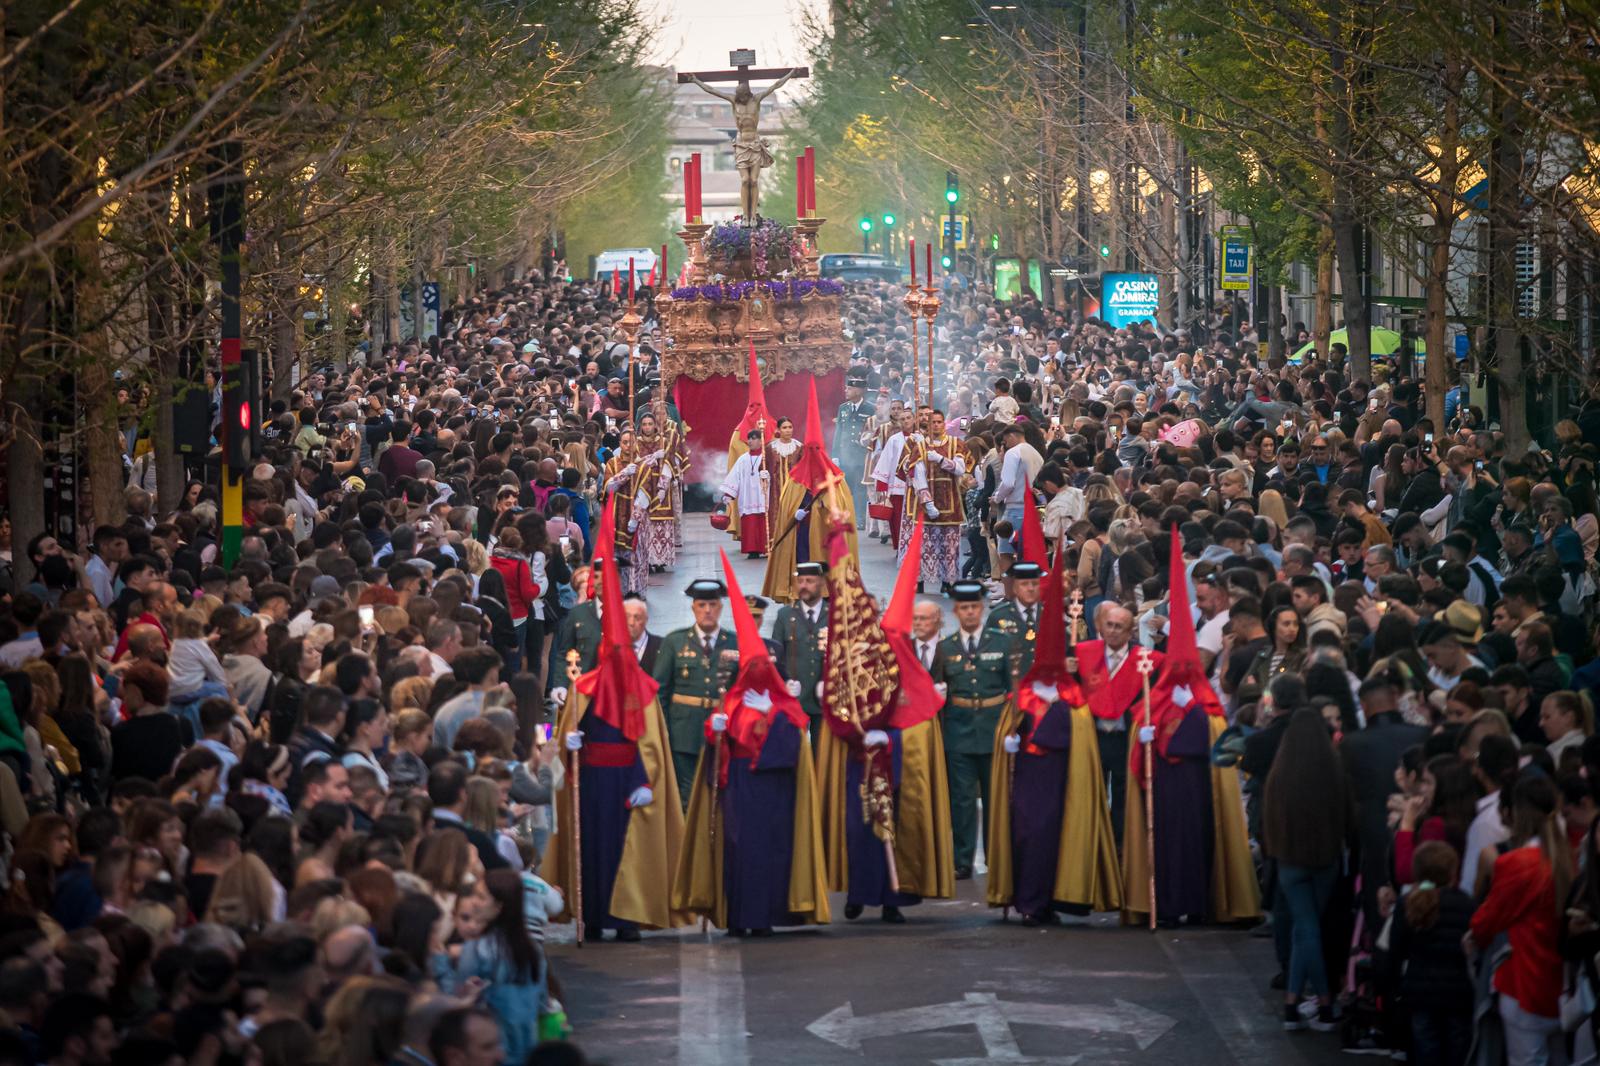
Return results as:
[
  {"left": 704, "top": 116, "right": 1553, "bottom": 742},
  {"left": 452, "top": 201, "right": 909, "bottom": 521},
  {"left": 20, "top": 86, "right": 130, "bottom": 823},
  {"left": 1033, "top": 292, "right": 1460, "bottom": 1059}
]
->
[{"left": 1025, "top": 629, "right": 1035, "bottom": 642}]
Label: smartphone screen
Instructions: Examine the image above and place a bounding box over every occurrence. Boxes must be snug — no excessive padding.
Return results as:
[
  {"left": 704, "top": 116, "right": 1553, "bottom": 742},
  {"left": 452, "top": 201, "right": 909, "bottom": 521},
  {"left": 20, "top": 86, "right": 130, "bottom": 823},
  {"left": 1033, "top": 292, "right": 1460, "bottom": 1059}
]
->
[
  {"left": 347, "top": 422, "right": 358, "bottom": 434},
  {"left": 359, "top": 605, "right": 375, "bottom": 627},
  {"left": 1425, "top": 432, "right": 1434, "bottom": 444},
  {"left": 537, "top": 723, "right": 554, "bottom": 743}
]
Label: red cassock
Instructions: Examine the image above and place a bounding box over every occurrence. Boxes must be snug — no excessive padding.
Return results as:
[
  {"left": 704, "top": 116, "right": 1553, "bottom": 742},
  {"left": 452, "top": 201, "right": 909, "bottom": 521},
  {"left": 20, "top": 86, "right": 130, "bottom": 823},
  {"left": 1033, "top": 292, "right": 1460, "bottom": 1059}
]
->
[{"left": 1075, "top": 640, "right": 1164, "bottom": 723}]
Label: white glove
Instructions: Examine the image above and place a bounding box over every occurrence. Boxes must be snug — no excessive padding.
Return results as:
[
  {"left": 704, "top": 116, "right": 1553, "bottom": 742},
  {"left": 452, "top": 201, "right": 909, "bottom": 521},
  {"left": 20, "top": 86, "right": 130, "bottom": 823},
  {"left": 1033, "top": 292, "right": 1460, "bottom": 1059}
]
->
[
  {"left": 564, "top": 731, "right": 585, "bottom": 751},
  {"left": 1002, "top": 734, "right": 1022, "bottom": 754},
  {"left": 933, "top": 682, "right": 948, "bottom": 700},
  {"left": 1139, "top": 725, "right": 1156, "bottom": 744},
  {"left": 863, "top": 729, "right": 890, "bottom": 749},
  {"left": 815, "top": 681, "right": 826, "bottom": 700},
  {"left": 648, "top": 449, "right": 666, "bottom": 463},
  {"left": 1172, "top": 684, "right": 1194, "bottom": 709},
  {"left": 758, "top": 469, "right": 770, "bottom": 480},
  {"left": 785, "top": 679, "right": 803, "bottom": 698},
  {"left": 741, "top": 689, "right": 773, "bottom": 712},
  {"left": 627, "top": 786, "right": 653, "bottom": 808},
  {"left": 627, "top": 517, "right": 639, "bottom": 532},
  {"left": 549, "top": 686, "right": 569, "bottom": 706},
  {"left": 924, "top": 501, "right": 940, "bottom": 519},
  {"left": 795, "top": 508, "right": 808, "bottom": 521},
  {"left": 1030, "top": 681, "right": 1059, "bottom": 703},
  {"left": 621, "top": 463, "right": 637, "bottom": 477},
  {"left": 710, "top": 712, "right": 729, "bottom": 733},
  {"left": 633, "top": 490, "right": 651, "bottom": 512}
]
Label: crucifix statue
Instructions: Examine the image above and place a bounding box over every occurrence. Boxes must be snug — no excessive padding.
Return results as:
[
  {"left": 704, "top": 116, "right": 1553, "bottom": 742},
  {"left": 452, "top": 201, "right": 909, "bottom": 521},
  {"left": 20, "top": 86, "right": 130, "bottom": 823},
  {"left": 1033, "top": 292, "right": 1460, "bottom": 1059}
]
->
[{"left": 679, "top": 50, "right": 809, "bottom": 224}]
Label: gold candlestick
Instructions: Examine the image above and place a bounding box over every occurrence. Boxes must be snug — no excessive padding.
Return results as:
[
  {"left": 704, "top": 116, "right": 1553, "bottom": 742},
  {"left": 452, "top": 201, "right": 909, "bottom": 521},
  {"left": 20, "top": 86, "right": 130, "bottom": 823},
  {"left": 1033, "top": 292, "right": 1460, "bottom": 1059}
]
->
[
  {"left": 794, "top": 216, "right": 825, "bottom": 278},
  {"left": 904, "top": 283, "right": 924, "bottom": 406},
  {"left": 677, "top": 223, "right": 712, "bottom": 285},
  {"left": 919, "top": 283, "right": 941, "bottom": 408}
]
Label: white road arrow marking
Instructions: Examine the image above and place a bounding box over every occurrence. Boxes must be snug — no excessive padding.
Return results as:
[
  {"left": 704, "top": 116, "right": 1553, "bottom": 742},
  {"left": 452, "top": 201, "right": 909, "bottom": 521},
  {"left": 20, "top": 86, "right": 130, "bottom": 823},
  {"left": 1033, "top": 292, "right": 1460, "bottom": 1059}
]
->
[{"left": 806, "top": 991, "right": 1177, "bottom": 1061}]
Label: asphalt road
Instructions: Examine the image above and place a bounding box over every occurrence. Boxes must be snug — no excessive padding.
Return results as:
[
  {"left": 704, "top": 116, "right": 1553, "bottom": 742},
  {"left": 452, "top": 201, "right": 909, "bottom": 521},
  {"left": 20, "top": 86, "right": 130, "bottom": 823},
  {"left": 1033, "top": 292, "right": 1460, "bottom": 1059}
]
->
[{"left": 550, "top": 876, "right": 1351, "bottom": 1066}]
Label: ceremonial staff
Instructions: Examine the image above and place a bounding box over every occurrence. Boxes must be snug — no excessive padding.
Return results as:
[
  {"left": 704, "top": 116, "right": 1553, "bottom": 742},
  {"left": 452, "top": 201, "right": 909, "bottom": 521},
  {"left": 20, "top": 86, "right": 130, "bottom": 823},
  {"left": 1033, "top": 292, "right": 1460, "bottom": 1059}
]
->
[
  {"left": 703, "top": 635, "right": 732, "bottom": 937},
  {"left": 1136, "top": 646, "right": 1157, "bottom": 931},
  {"left": 758, "top": 414, "right": 771, "bottom": 553},
  {"left": 565, "top": 649, "right": 585, "bottom": 947}
]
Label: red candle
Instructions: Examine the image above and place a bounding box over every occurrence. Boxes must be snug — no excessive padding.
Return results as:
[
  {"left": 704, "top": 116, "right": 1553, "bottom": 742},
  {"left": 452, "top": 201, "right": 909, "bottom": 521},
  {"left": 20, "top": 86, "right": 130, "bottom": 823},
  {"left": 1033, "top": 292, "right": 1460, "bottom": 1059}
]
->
[
  {"left": 660, "top": 243, "right": 668, "bottom": 284},
  {"left": 690, "top": 153, "right": 702, "bottom": 221},
  {"left": 925, "top": 243, "right": 932, "bottom": 282},
  {"left": 683, "top": 161, "right": 693, "bottom": 224},
  {"left": 796, "top": 155, "right": 805, "bottom": 219},
  {"left": 628, "top": 257, "right": 635, "bottom": 302},
  {"left": 909, "top": 238, "right": 917, "bottom": 285},
  {"left": 804, "top": 146, "right": 816, "bottom": 213}
]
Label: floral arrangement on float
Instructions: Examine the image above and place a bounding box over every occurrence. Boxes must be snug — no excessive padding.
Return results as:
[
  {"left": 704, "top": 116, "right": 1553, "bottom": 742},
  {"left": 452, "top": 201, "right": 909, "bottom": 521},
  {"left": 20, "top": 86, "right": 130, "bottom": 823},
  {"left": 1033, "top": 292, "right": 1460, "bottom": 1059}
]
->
[{"left": 701, "top": 216, "right": 806, "bottom": 278}]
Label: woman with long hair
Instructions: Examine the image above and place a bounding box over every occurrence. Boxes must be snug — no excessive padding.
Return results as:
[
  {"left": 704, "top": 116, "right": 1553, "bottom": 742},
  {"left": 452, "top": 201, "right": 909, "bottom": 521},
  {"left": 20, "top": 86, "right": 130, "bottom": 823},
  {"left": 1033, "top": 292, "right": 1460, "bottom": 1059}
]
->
[
  {"left": 430, "top": 868, "right": 543, "bottom": 1063},
  {"left": 317, "top": 975, "right": 411, "bottom": 1066},
  {"left": 486, "top": 526, "right": 540, "bottom": 677},
  {"left": 340, "top": 699, "right": 390, "bottom": 791},
  {"left": 1469, "top": 774, "right": 1571, "bottom": 1065},
  {"left": 415, "top": 827, "right": 482, "bottom": 941},
  {"left": 387, "top": 891, "right": 443, "bottom": 977},
  {"left": 1394, "top": 754, "right": 1476, "bottom": 886},
  {"left": 53, "top": 654, "right": 105, "bottom": 802},
  {"left": 125, "top": 800, "right": 186, "bottom": 879},
  {"left": 1249, "top": 606, "right": 1307, "bottom": 692},
  {"left": 161, "top": 747, "right": 223, "bottom": 810},
  {"left": 1261, "top": 709, "right": 1350, "bottom": 1032},
  {"left": 235, "top": 740, "right": 293, "bottom": 816},
  {"left": 204, "top": 853, "right": 278, "bottom": 934}
]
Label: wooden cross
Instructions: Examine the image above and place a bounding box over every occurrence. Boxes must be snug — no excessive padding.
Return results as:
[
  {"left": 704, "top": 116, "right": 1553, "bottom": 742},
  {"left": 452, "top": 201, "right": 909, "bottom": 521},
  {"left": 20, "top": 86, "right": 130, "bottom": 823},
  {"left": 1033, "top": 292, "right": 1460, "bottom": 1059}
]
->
[{"left": 675, "top": 51, "right": 810, "bottom": 87}]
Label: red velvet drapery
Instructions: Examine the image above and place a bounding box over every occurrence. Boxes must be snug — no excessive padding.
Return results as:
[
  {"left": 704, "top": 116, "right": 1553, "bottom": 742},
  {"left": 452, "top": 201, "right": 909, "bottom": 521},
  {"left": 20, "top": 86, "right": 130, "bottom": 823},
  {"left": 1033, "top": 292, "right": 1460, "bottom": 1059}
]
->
[{"left": 673, "top": 368, "right": 846, "bottom": 484}]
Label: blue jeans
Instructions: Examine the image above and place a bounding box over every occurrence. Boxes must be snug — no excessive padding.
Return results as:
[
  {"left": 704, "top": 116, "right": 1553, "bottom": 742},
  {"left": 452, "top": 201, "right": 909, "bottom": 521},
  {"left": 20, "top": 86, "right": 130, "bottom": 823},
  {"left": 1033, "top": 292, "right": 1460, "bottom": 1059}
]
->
[
  {"left": 1410, "top": 1008, "right": 1471, "bottom": 1066},
  {"left": 1275, "top": 862, "right": 1337, "bottom": 999}
]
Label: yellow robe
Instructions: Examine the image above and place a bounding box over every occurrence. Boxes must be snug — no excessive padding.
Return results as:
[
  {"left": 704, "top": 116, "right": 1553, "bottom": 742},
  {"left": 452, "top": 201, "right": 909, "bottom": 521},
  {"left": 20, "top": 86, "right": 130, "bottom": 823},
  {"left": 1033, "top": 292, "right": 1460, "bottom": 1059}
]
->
[
  {"left": 542, "top": 691, "right": 690, "bottom": 930},
  {"left": 761, "top": 476, "right": 860, "bottom": 604},
  {"left": 724, "top": 433, "right": 750, "bottom": 540},
  {"left": 1119, "top": 714, "right": 1260, "bottom": 924},
  {"left": 984, "top": 700, "right": 1123, "bottom": 913},
  {"left": 814, "top": 719, "right": 955, "bottom": 899},
  {"left": 670, "top": 731, "right": 832, "bottom": 928}
]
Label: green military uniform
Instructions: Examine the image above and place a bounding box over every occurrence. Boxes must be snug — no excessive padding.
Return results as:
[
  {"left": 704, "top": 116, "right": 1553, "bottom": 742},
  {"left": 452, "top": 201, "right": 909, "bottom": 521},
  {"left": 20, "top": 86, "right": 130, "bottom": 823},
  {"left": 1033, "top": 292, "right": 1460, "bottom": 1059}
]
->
[
  {"left": 833, "top": 376, "right": 873, "bottom": 524},
  {"left": 937, "top": 591, "right": 1015, "bottom": 875},
  {"left": 772, "top": 595, "right": 828, "bottom": 739},
  {"left": 650, "top": 579, "right": 739, "bottom": 810},
  {"left": 984, "top": 599, "right": 1043, "bottom": 681},
  {"left": 553, "top": 600, "right": 602, "bottom": 672}
]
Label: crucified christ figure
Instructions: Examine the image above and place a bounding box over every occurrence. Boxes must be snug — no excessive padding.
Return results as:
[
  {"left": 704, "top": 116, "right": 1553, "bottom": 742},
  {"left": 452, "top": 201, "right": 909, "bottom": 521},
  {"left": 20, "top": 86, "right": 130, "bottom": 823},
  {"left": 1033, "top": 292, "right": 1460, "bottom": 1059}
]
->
[{"left": 686, "top": 68, "right": 802, "bottom": 223}]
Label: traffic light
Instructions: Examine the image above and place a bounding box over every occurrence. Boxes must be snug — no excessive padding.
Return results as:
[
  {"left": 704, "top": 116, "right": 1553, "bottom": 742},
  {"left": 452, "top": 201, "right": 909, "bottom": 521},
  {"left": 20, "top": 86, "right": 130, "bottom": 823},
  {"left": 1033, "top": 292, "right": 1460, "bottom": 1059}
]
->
[
  {"left": 882, "top": 213, "right": 896, "bottom": 228},
  {"left": 1099, "top": 243, "right": 1111, "bottom": 259},
  {"left": 945, "top": 171, "right": 960, "bottom": 204},
  {"left": 941, "top": 254, "right": 953, "bottom": 269},
  {"left": 859, "top": 217, "right": 873, "bottom": 232},
  {"left": 222, "top": 349, "right": 261, "bottom": 472}
]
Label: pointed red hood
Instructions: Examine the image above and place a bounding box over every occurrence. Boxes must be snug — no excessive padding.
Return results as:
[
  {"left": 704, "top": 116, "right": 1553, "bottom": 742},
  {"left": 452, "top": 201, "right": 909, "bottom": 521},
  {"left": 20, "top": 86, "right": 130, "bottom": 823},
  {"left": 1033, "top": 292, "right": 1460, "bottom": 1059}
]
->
[
  {"left": 1021, "top": 489, "right": 1047, "bottom": 568},
  {"left": 733, "top": 342, "right": 772, "bottom": 440},
  {"left": 574, "top": 499, "right": 657, "bottom": 740},
  {"left": 1020, "top": 547, "right": 1079, "bottom": 699},
  {"left": 787, "top": 378, "right": 842, "bottom": 494},
  {"left": 1134, "top": 527, "right": 1225, "bottom": 778},
  {"left": 881, "top": 512, "right": 924, "bottom": 636},
  {"left": 587, "top": 491, "right": 618, "bottom": 598},
  {"left": 715, "top": 550, "right": 808, "bottom": 781}
]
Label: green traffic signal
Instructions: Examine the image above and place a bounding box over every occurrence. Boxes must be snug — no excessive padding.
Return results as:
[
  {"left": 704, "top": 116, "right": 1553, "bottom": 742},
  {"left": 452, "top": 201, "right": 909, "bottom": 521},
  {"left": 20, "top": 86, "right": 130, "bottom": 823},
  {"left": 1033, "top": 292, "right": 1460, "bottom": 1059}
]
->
[
  {"left": 859, "top": 217, "right": 873, "bottom": 232},
  {"left": 883, "top": 213, "right": 896, "bottom": 227},
  {"left": 945, "top": 188, "right": 959, "bottom": 204},
  {"left": 1099, "top": 243, "right": 1111, "bottom": 258},
  {"left": 941, "top": 254, "right": 953, "bottom": 269}
]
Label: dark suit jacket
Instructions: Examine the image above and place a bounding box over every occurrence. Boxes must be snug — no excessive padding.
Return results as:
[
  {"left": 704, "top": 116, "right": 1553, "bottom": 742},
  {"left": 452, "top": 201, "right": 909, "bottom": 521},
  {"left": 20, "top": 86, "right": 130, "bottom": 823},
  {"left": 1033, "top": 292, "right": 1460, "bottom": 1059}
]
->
[
  {"left": 638, "top": 632, "right": 663, "bottom": 674},
  {"left": 1340, "top": 713, "right": 1429, "bottom": 918}
]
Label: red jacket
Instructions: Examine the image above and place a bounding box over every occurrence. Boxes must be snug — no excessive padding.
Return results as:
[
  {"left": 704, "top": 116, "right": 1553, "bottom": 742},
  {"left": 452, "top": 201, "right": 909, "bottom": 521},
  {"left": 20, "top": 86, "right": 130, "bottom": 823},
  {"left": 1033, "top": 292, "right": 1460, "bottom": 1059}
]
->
[
  {"left": 488, "top": 554, "right": 541, "bottom": 622},
  {"left": 1470, "top": 844, "right": 1562, "bottom": 1018}
]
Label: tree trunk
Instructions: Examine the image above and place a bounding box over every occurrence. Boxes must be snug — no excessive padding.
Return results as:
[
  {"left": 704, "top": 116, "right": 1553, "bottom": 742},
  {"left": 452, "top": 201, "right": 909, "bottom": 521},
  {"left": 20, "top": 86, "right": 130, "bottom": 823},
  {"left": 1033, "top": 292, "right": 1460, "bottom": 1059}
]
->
[
  {"left": 1334, "top": 217, "right": 1371, "bottom": 382},
  {"left": 1314, "top": 225, "right": 1335, "bottom": 359},
  {"left": 1488, "top": 52, "right": 1528, "bottom": 453},
  {"left": 1158, "top": 172, "right": 1178, "bottom": 329},
  {"left": 148, "top": 238, "right": 184, "bottom": 514},
  {"left": 74, "top": 221, "right": 126, "bottom": 529},
  {"left": 1423, "top": 213, "right": 1452, "bottom": 432}
]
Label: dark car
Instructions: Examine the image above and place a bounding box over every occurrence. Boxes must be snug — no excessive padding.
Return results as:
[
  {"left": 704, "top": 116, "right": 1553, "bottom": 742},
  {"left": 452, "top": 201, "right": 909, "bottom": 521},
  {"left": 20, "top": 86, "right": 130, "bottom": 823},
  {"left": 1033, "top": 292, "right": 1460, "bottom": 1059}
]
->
[{"left": 818, "top": 253, "right": 902, "bottom": 283}]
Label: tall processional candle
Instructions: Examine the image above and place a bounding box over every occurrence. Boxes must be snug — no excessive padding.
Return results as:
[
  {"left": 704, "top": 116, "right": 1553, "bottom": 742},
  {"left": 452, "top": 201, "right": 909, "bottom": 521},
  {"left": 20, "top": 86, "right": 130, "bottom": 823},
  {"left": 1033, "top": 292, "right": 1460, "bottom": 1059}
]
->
[{"left": 909, "top": 238, "right": 917, "bottom": 285}]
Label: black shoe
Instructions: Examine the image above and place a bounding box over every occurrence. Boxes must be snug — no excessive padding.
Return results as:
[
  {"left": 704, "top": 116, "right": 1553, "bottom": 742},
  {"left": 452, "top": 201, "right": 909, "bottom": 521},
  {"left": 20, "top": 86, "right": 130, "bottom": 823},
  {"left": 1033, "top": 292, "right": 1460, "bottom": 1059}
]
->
[
  {"left": 615, "top": 928, "right": 642, "bottom": 943},
  {"left": 727, "top": 927, "right": 748, "bottom": 938},
  {"left": 1021, "top": 911, "right": 1059, "bottom": 927},
  {"left": 1283, "top": 1004, "right": 1308, "bottom": 1032},
  {"left": 583, "top": 924, "right": 602, "bottom": 942},
  {"left": 954, "top": 866, "right": 973, "bottom": 881},
  {"left": 916, "top": 581, "right": 925, "bottom": 593},
  {"left": 1310, "top": 1005, "right": 1338, "bottom": 1033},
  {"left": 881, "top": 906, "right": 906, "bottom": 924},
  {"left": 749, "top": 928, "right": 774, "bottom": 937},
  {"left": 746, "top": 552, "right": 760, "bottom": 560},
  {"left": 844, "top": 904, "right": 863, "bottom": 920}
]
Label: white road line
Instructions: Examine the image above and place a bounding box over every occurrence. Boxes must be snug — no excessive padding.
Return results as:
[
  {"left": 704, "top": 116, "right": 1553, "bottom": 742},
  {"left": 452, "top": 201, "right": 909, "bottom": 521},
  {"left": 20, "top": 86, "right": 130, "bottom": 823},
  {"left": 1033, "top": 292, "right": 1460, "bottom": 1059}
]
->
[{"left": 678, "top": 938, "right": 750, "bottom": 1066}]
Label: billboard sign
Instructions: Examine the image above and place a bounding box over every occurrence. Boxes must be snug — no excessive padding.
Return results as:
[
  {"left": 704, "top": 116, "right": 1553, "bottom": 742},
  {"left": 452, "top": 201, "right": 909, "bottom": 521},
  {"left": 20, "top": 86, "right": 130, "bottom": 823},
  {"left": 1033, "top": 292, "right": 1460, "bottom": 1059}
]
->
[{"left": 1101, "top": 272, "right": 1160, "bottom": 328}]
